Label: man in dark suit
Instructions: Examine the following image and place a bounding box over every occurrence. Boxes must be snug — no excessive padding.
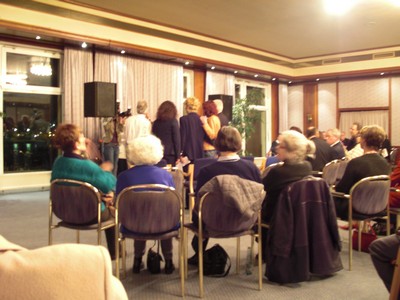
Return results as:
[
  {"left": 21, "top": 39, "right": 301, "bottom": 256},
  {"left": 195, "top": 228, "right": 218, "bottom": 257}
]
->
[
  {"left": 325, "top": 128, "right": 346, "bottom": 160},
  {"left": 305, "top": 126, "right": 334, "bottom": 172}
]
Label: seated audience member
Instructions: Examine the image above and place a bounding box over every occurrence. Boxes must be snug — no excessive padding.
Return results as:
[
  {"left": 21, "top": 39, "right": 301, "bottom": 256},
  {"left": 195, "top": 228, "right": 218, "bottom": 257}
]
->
[
  {"left": 289, "top": 126, "right": 303, "bottom": 134},
  {"left": 116, "top": 135, "right": 176, "bottom": 274},
  {"left": 0, "top": 235, "right": 128, "bottom": 300},
  {"left": 346, "top": 134, "right": 363, "bottom": 160},
  {"left": 200, "top": 101, "right": 221, "bottom": 158},
  {"left": 334, "top": 125, "right": 391, "bottom": 220},
  {"left": 325, "top": 128, "right": 345, "bottom": 159},
  {"left": 391, "top": 161, "right": 400, "bottom": 209},
  {"left": 347, "top": 122, "right": 362, "bottom": 151},
  {"left": 261, "top": 130, "right": 313, "bottom": 259},
  {"left": 369, "top": 231, "right": 400, "bottom": 296},
  {"left": 341, "top": 131, "right": 350, "bottom": 149},
  {"left": 51, "top": 123, "right": 116, "bottom": 259},
  {"left": 305, "top": 126, "right": 334, "bottom": 172},
  {"left": 188, "top": 126, "right": 261, "bottom": 264}
]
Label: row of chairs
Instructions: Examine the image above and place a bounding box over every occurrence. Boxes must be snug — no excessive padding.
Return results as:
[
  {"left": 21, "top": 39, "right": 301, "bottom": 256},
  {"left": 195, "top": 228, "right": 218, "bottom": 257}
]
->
[{"left": 48, "top": 174, "right": 265, "bottom": 298}]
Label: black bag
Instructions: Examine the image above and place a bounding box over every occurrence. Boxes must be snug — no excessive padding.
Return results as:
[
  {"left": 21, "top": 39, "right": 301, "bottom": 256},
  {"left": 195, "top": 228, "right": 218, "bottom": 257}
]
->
[
  {"left": 147, "top": 241, "right": 163, "bottom": 274},
  {"left": 203, "top": 244, "right": 231, "bottom": 277}
]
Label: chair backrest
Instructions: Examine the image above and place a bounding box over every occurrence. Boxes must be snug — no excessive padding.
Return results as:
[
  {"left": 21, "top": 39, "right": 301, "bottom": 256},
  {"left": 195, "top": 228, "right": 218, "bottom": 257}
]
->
[
  {"left": 350, "top": 175, "right": 390, "bottom": 215},
  {"left": 390, "top": 148, "right": 398, "bottom": 165},
  {"left": 116, "top": 184, "right": 181, "bottom": 234},
  {"left": 198, "top": 175, "right": 265, "bottom": 234},
  {"left": 50, "top": 179, "right": 101, "bottom": 224},
  {"left": 322, "top": 159, "right": 348, "bottom": 186},
  {"left": 322, "top": 159, "right": 341, "bottom": 186},
  {"left": 170, "top": 169, "right": 185, "bottom": 199},
  {"left": 261, "top": 161, "right": 283, "bottom": 179}
]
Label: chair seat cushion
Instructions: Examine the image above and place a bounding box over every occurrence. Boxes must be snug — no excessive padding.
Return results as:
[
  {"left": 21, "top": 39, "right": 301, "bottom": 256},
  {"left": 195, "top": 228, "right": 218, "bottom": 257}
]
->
[
  {"left": 120, "top": 223, "right": 180, "bottom": 240},
  {"left": 58, "top": 218, "right": 115, "bottom": 230},
  {"left": 184, "top": 222, "right": 254, "bottom": 239}
]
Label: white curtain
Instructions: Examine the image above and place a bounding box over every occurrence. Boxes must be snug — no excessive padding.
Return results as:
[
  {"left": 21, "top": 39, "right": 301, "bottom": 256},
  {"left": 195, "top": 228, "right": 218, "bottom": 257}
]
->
[
  {"left": 95, "top": 53, "right": 184, "bottom": 121},
  {"left": 63, "top": 48, "right": 102, "bottom": 141},
  {"left": 63, "top": 50, "right": 184, "bottom": 141},
  {"left": 339, "top": 110, "right": 389, "bottom": 138},
  {"left": 205, "top": 71, "right": 235, "bottom": 100}
]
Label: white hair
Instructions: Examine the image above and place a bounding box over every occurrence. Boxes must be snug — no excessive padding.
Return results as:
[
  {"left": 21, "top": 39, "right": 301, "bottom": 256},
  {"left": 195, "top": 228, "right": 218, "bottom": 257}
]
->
[
  {"left": 280, "top": 130, "right": 312, "bottom": 163},
  {"left": 126, "top": 135, "right": 163, "bottom": 166}
]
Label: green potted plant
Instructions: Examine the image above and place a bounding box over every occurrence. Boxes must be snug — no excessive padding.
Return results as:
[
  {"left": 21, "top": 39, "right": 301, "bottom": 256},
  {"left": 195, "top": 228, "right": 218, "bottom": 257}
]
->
[{"left": 230, "top": 89, "right": 263, "bottom": 155}]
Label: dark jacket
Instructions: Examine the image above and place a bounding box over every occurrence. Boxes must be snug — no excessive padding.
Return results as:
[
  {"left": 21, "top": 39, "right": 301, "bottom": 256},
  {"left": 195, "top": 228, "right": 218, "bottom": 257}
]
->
[
  {"left": 331, "top": 141, "right": 345, "bottom": 160},
  {"left": 266, "top": 177, "right": 343, "bottom": 284},
  {"left": 152, "top": 118, "right": 181, "bottom": 164},
  {"left": 310, "top": 137, "right": 334, "bottom": 171},
  {"left": 179, "top": 113, "right": 205, "bottom": 161},
  {"left": 262, "top": 161, "right": 312, "bottom": 223}
]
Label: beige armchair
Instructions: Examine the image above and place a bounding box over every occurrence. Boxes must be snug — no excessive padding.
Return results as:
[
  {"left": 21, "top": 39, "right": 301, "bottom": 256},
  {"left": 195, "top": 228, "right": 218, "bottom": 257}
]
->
[{"left": 0, "top": 235, "right": 127, "bottom": 300}]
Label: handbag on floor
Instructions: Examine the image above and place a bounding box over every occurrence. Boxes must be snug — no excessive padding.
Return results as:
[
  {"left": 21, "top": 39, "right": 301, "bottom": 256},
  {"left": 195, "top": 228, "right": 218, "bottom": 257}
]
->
[
  {"left": 352, "top": 224, "right": 377, "bottom": 253},
  {"left": 203, "top": 244, "right": 231, "bottom": 277},
  {"left": 147, "top": 241, "right": 163, "bottom": 274}
]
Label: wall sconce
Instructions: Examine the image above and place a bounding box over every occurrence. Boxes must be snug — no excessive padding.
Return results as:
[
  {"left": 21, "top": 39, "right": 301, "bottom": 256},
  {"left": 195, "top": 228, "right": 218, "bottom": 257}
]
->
[{"left": 307, "top": 114, "right": 313, "bottom": 123}]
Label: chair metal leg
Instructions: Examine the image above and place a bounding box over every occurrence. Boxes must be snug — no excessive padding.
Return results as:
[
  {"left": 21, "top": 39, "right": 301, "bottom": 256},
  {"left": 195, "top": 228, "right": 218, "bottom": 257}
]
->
[
  {"left": 358, "top": 221, "right": 363, "bottom": 252},
  {"left": 184, "top": 228, "right": 188, "bottom": 279},
  {"left": 348, "top": 226, "right": 353, "bottom": 271},
  {"left": 115, "top": 224, "right": 120, "bottom": 279},
  {"left": 180, "top": 228, "right": 185, "bottom": 297},
  {"left": 236, "top": 237, "right": 240, "bottom": 274},
  {"left": 122, "top": 238, "right": 127, "bottom": 279},
  {"left": 257, "top": 214, "right": 262, "bottom": 290},
  {"left": 198, "top": 233, "right": 204, "bottom": 298}
]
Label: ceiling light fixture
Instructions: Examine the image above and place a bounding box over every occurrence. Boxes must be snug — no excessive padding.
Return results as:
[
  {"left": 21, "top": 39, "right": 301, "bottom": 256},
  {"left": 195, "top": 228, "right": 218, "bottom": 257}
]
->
[
  {"left": 121, "top": 50, "right": 125, "bottom": 54},
  {"left": 211, "top": 66, "right": 215, "bottom": 70},
  {"left": 380, "top": 72, "right": 385, "bottom": 75},
  {"left": 185, "top": 61, "right": 190, "bottom": 65},
  {"left": 316, "top": 78, "right": 320, "bottom": 81},
  {"left": 324, "top": 0, "right": 359, "bottom": 15},
  {"left": 272, "top": 78, "right": 276, "bottom": 81},
  {"left": 254, "top": 74, "right": 258, "bottom": 78},
  {"left": 81, "top": 42, "right": 87, "bottom": 48},
  {"left": 234, "top": 70, "right": 238, "bottom": 74},
  {"left": 35, "top": 36, "right": 41, "bottom": 40}
]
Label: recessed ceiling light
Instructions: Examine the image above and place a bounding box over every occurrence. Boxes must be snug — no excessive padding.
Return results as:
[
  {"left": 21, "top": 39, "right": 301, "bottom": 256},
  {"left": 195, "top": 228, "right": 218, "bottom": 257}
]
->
[
  {"left": 272, "top": 78, "right": 276, "bottom": 81},
  {"left": 185, "top": 61, "right": 190, "bottom": 65},
  {"left": 254, "top": 74, "right": 258, "bottom": 78},
  {"left": 289, "top": 81, "right": 292, "bottom": 84},
  {"left": 380, "top": 72, "right": 385, "bottom": 75},
  {"left": 316, "top": 78, "right": 320, "bottom": 81},
  {"left": 234, "top": 70, "right": 238, "bottom": 74},
  {"left": 121, "top": 50, "right": 125, "bottom": 54},
  {"left": 211, "top": 66, "right": 215, "bottom": 70},
  {"left": 81, "top": 42, "right": 87, "bottom": 48},
  {"left": 35, "top": 36, "right": 41, "bottom": 40}
]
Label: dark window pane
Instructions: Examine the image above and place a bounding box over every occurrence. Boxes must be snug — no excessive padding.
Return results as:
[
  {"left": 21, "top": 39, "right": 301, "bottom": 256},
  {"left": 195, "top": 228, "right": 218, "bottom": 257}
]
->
[
  {"left": 6, "top": 53, "right": 60, "bottom": 87},
  {"left": 3, "top": 92, "right": 59, "bottom": 173}
]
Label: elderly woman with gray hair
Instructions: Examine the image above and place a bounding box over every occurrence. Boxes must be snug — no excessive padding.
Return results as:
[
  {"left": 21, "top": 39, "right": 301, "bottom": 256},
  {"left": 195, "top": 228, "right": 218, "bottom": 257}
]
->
[
  {"left": 116, "top": 135, "right": 176, "bottom": 274},
  {"left": 260, "top": 130, "right": 313, "bottom": 259}
]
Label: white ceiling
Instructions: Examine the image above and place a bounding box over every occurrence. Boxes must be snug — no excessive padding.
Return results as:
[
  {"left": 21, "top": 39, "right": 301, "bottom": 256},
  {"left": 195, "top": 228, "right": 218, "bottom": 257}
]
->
[{"left": 71, "top": 0, "right": 400, "bottom": 59}]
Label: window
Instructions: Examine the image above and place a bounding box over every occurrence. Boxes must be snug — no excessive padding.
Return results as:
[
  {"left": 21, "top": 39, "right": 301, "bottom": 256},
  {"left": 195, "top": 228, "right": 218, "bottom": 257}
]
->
[
  {"left": 2, "top": 45, "right": 61, "bottom": 174},
  {"left": 234, "top": 80, "right": 271, "bottom": 157}
]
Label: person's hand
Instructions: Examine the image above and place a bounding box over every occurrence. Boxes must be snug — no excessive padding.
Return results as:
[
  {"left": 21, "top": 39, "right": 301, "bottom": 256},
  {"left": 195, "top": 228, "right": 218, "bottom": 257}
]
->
[
  {"left": 200, "top": 115, "right": 207, "bottom": 124},
  {"left": 100, "top": 161, "right": 113, "bottom": 172},
  {"left": 102, "top": 192, "right": 114, "bottom": 206}
]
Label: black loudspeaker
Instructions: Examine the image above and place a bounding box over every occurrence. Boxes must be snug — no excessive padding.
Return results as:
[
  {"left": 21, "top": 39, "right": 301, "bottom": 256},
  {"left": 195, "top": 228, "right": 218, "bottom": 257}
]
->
[
  {"left": 208, "top": 94, "right": 233, "bottom": 122},
  {"left": 84, "top": 82, "right": 117, "bottom": 117}
]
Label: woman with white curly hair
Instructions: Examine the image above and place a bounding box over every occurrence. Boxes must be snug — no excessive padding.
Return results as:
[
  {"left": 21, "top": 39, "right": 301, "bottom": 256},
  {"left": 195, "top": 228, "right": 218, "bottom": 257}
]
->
[
  {"left": 116, "top": 134, "right": 176, "bottom": 275},
  {"left": 260, "top": 130, "right": 314, "bottom": 260}
]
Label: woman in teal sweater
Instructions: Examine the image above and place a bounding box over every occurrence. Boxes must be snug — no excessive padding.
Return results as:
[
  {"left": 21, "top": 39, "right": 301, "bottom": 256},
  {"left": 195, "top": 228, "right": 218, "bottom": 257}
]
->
[{"left": 51, "top": 123, "right": 117, "bottom": 258}]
